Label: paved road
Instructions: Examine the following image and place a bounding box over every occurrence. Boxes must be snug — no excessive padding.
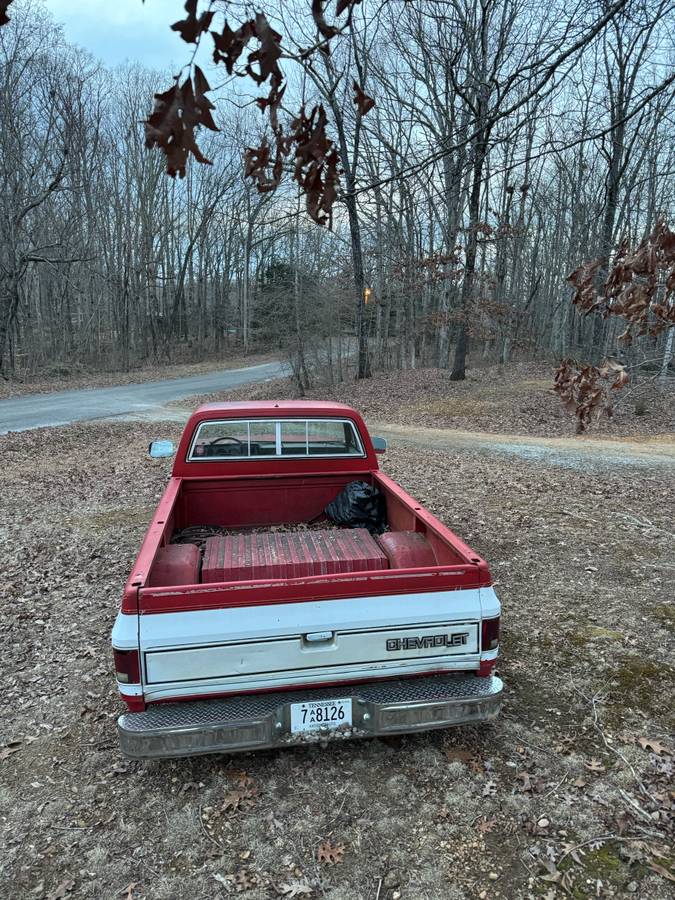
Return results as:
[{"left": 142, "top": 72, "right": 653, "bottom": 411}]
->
[{"left": 0, "top": 361, "right": 288, "bottom": 434}]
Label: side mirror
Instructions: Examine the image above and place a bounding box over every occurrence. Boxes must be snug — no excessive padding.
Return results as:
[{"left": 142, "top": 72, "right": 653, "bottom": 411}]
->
[
  {"left": 372, "top": 436, "right": 387, "bottom": 454},
  {"left": 148, "top": 439, "right": 176, "bottom": 459}
]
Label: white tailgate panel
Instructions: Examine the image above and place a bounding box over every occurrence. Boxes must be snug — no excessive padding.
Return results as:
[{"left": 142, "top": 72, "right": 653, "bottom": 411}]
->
[
  {"left": 145, "top": 622, "right": 479, "bottom": 684},
  {"left": 139, "top": 588, "right": 492, "bottom": 700}
]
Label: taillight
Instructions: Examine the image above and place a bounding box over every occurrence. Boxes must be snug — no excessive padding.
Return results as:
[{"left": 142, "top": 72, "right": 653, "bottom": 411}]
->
[
  {"left": 481, "top": 617, "right": 500, "bottom": 651},
  {"left": 113, "top": 649, "right": 140, "bottom": 684}
]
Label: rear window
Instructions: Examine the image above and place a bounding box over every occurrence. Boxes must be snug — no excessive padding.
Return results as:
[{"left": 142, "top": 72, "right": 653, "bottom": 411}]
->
[{"left": 189, "top": 418, "right": 364, "bottom": 460}]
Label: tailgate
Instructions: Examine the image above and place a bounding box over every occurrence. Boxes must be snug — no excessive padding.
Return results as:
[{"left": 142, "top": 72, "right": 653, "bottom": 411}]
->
[{"left": 138, "top": 587, "right": 491, "bottom": 703}]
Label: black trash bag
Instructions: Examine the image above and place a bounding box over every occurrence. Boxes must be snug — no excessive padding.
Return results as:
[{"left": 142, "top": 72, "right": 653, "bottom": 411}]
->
[{"left": 324, "top": 481, "right": 387, "bottom": 534}]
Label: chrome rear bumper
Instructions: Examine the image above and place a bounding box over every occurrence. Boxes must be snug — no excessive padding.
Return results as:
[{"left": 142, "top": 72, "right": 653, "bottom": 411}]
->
[{"left": 118, "top": 674, "right": 503, "bottom": 759}]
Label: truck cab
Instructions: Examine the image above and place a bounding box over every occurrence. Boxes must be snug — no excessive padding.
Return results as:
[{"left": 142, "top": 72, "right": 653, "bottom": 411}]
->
[{"left": 112, "top": 401, "right": 502, "bottom": 758}]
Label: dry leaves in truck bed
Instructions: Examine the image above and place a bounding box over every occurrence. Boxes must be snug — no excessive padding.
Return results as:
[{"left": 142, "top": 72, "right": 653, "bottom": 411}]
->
[{"left": 171, "top": 519, "right": 339, "bottom": 548}]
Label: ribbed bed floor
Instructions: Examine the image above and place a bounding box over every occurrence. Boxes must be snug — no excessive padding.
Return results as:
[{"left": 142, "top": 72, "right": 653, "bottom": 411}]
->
[{"left": 201, "top": 527, "right": 388, "bottom": 582}]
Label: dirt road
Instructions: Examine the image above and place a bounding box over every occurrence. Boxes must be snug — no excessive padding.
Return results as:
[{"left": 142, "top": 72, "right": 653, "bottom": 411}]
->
[{"left": 370, "top": 422, "right": 675, "bottom": 471}]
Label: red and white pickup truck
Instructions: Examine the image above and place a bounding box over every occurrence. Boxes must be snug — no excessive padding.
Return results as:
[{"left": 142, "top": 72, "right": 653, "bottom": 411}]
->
[{"left": 112, "top": 401, "right": 502, "bottom": 758}]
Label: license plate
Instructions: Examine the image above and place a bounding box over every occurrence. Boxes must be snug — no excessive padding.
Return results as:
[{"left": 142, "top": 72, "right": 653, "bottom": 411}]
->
[{"left": 290, "top": 698, "right": 352, "bottom": 734}]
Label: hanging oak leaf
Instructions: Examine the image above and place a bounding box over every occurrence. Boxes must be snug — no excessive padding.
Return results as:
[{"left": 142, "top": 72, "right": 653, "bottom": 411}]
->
[
  {"left": 211, "top": 19, "right": 256, "bottom": 72},
  {"left": 336, "top": 0, "right": 362, "bottom": 15},
  {"left": 144, "top": 83, "right": 182, "bottom": 151},
  {"left": 353, "top": 81, "right": 375, "bottom": 116},
  {"left": 0, "top": 0, "right": 13, "bottom": 27},
  {"left": 191, "top": 65, "right": 218, "bottom": 132},
  {"left": 245, "top": 14, "right": 283, "bottom": 86},
  {"left": 171, "top": 0, "right": 214, "bottom": 44},
  {"left": 312, "top": 0, "right": 340, "bottom": 39},
  {"left": 144, "top": 72, "right": 218, "bottom": 178}
]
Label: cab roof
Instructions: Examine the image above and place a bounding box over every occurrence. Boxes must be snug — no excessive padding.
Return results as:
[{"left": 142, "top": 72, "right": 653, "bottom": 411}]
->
[
  {"left": 171, "top": 400, "right": 377, "bottom": 478},
  {"left": 194, "top": 400, "right": 360, "bottom": 418}
]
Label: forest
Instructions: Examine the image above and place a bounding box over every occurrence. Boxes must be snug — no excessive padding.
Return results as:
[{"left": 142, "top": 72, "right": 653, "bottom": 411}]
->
[{"left": 0, "top": 0, "right": 673, "bottom": 388}]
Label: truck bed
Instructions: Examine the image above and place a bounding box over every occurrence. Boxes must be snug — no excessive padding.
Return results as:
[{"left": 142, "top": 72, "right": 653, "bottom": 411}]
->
[{"left": 123, "top": 470, "right": 491, "bottom": 616}]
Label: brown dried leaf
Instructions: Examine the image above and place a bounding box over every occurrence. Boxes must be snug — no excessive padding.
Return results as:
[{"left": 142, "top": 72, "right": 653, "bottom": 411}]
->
[
  {"left": 144, "top": 70, "right": 218, "bottom": 178},
  {"left": 229, "top": 768, "right": 255, "bottom": 787},
  {"left": 353, "top": 81, "right": 375, "bottom": 116},
  {"left": 316, "top": 840, "right": 344, "bottom": 865},
  {"left": 568, "top": 219, "right": 675, "bottom": 343},
  {"left": 553, "top": 358, "right": 630, "bottom": 432},
  {"left": 445, "top": 748, "right": 473, "bottom": 764},
  {"left": 312, "top": 0, "right": 340, "bottom": 39},
  {"left": 211, "top": 19, "right": 256, "bottom": 72},
  {"left": 234, "top": 869, "right": 258, "bottom": 891},
  {"left": 477, "top": 816, "right": 498, "bottom": 834},
  {"left": 222, "top": 785, "right": 259, "bottom": 813},
  {"left": 516, "top": 771, "right": 534, "bottom": 791},
  {"left": 245, "top": 14, "right": 283, "bottom": 86},
  {"left": 585, "top": 758, "right": 606, "bottom": 773},
  {"left": 0, "top": 0, "right": 13, "bottom": 27},
  {"left": 637, "top": 737, "right": 672, "bottom": 756},
  {"left": 171, "top": 0, "right": 214, "bottom": 44},
  {"left": 337, "top": 0, "right": 362, "bottom": 15}
]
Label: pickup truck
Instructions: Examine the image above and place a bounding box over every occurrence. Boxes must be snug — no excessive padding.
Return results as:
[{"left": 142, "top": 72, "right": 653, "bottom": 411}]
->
[{"left": 112, "top": 401, "right": 502, "bottom": 758}]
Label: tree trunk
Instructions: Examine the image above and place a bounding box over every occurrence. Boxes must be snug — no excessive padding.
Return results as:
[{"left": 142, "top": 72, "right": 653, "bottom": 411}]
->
[{"left": 451, "top": 136, "right": 487, "bottom": 381}]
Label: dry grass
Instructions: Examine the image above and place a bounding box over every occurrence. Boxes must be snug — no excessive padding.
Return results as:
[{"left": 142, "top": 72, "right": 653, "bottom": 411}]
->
[{"left": 0, "top": 420, "right": 673, "bottom": 899}]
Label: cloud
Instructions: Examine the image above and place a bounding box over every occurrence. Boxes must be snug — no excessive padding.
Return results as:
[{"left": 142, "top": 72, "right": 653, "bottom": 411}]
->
[{"left": 43, "top": 0, "right": 194, "bottom": 70}]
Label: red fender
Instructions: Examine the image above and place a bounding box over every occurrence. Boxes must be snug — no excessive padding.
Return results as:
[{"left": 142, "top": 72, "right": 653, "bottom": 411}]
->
[
  {"left": 149, "top": 544, "right": 200, "bottom": 587},
  {"left": 377, "top": 531, "right": 437, "bottom": 568}
]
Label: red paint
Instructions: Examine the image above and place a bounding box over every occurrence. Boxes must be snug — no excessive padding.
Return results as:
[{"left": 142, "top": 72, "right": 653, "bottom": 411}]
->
[
  {"left": 121, "top": 694, "right": 146, "bottom": 712},
  {"left": 120, "top": 402, "right": 493, "bottom": 613},
  {"left": 478, "top": 659, "right": 497, "bottom": 677},
  {"left": 134, "top": 565, "right": 485, "bottom": 615},
  {"left": 202, "top": 528, "right": 388, "bottom": 582},
  {"left": 149, "top": 543, "right": 200, "bottom": 587},
  {"left": 377, "top": 531, "right": 437, "bottom": 568},
  {"left": 124, "top": 476, "right": 181, "bottom": 600}
]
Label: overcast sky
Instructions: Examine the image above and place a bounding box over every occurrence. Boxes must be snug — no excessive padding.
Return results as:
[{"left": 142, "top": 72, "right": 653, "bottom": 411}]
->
[{"left": 43, "top": 0, "right": 195, "bottom": 70}]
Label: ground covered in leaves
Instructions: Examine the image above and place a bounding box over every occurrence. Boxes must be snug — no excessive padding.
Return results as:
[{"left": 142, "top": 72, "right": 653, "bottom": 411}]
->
[
  {"left": 186, "top": 361, "right": 674, "bottom": 439},
  {"left": 1, "top": 420, "right": 673, "bottom": 900}
]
